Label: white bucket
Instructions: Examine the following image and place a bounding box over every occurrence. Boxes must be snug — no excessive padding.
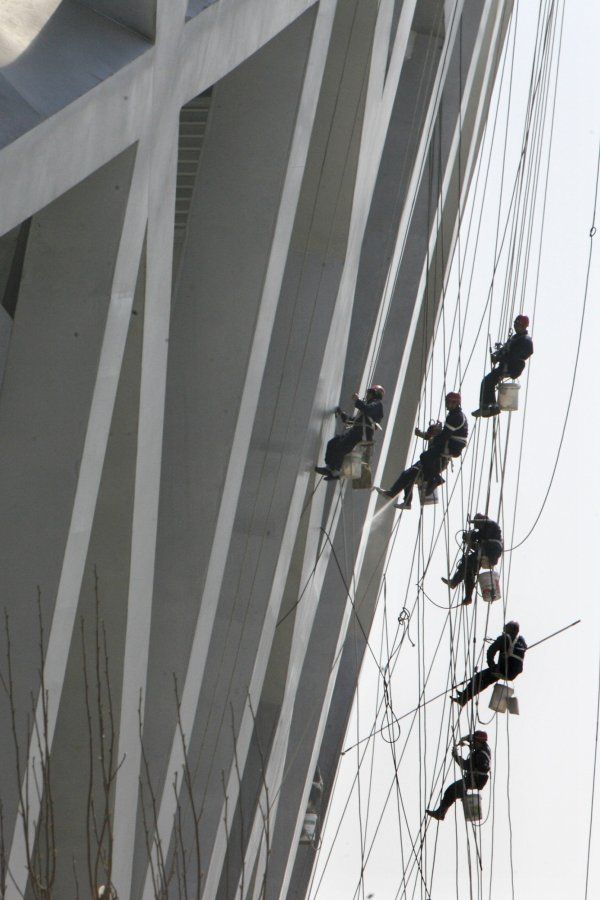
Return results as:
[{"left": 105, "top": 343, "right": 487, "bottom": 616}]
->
[
  {"left": 507, "top": 696, "right": 520, "bottom": 716},
  {"left": 342, "top": 449, "right": 363, "bottom": 480},
  {"left": 418, "top": 484, "right": 439, "bottom": 506},
  {"left": 478, "top": 570, "right": 501, "bottom": 603},
  {"left": 462, "top": 792, "right": 482, "bottom": 822},
  {"left": 343, "top": 442, "right": 374, "bottom": 482},
  {"left": 498, "top": 381, "right": 520, "bottom": 411},
  {"left": 300, "top": 812, "right": 318, "bottom": 844},
  {"left": 489, "top": 682, "right": 514, "bottom": 714}
]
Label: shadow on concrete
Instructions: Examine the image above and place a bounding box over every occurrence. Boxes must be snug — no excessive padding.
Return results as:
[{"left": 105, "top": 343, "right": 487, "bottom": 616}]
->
[
  {"left": 186, "top": 0, "right": 220, "bottom": 21},
  {"left": 0, "top": 0, "right": 155, "bottom": 149}
]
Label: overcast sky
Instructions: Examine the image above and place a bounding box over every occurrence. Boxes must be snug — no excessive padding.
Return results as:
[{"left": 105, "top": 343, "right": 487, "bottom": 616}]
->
[{"left": 311, "top": 1, "right": 600, "bottom": 897}]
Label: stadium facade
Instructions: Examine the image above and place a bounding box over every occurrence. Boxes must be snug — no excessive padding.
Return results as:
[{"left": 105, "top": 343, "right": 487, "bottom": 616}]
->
[{"left": 0, "top": 0, "right": 512, "bottom": 896}]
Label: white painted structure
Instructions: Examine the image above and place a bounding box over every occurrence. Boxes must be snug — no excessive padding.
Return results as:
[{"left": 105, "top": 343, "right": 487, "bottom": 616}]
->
[{"left": 0, "top": 1, "right": 512, "bottom": 897}]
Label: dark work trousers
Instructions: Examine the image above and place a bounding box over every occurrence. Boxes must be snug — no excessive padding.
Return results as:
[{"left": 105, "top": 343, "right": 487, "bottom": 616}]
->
[
  {"left": 439, "top": 772, "right": 488, "bottom": 816},
  {"left": 325, "top": 427, "right": 364, "bottom": 472},
  {"left": 480, "top": 359, "right": 526, "bottom": 407},
  {"left": 388, "top": 449, "right": 448, "bottom": 499},
  {"left": 453, "top": 551, "right": 479, "bottom": 602},
  {"left": 459, "top": 658, "right": 523, "bottom": 704},
  {"left": 453, "top": 541, "right": 502, "bottom": 601}
]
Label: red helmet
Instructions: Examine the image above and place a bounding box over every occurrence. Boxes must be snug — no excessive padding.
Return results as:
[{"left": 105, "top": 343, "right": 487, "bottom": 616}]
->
[
  {"left": 445, "top": 391, "right": 461, "bottom": 405},
  {"left": 368, "top": 384, "right": 385, "bottom": 398},
  {"left": 473, "top": 730, "right": 488, "bottom": 742},
  {"left": 514, "top": 314, "right": 529, "bottom": 328}
]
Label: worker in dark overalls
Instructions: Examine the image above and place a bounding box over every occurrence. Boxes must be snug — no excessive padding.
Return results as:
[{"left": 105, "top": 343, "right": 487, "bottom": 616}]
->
[
  {"left": 473, "top": 314, "right": 533, "bottom": 417},
  {"left": 374, "top": 392, "right": 467, "bottom": 509},
  {"left": 308, "top": 767, "right": 323, "bottom": 813},
  {"left": 442, "top": 513, "right": 503, "bottom": 605},
  {"left": 453, "top": 621, "right": 527, "bottom": 707},
  {"left": 426, "top": 731, "right": 491, "bottom": 821},
  {"left": 315, "top": 385, "right": 384, "bottom": 480}
]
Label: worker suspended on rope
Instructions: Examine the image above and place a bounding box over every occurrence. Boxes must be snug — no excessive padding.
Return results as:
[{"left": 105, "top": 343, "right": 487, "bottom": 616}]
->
[
  {"left": 426, "top": 731, "right": 491, "bottom": 821},
  {"left": 308, "top": 766, "right": 324, "bottom": 813},
  {"left": 453, "top": 621, "right": 527, "bottom": 707},
  {"left": 442, "top": 513, "right": 503, "bottom": 605},
  {"left": 315, "top": 385, "right": 385, "bottom": 481},
  {"left": 374, "top": 392, "right": 467, "bottom": 510},
  {"left": 473, "top": 314, "right": 533, "bottom": 417}
]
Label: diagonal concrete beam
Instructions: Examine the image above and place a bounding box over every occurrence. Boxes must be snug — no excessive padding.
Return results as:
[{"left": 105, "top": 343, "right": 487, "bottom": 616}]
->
[
  {"left": 111, "top": 1, "right": 190, "bottom": 896},
  {"left": 139, "top": 5, "right": 339, "bottom": 897},
  {"left": 5, "top": 141, "right": 150, "bottom": 900}
]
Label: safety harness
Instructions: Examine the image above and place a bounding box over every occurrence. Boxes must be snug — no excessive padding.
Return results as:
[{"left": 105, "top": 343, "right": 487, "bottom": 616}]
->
[
  {"left": 441, "top": 409, "right": 468, "bottom": 458},
  {"left": 470, "top": 744, "right": 492, "bottom": 777},
  {"left": 345, "top": 410, "right": 383, "bottom": 443},
  {"left": 503, "top": 633, "right": 527, "bottom": 662}
]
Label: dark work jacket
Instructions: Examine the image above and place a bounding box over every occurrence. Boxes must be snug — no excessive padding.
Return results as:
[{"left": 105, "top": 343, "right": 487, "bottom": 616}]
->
[
  {"left": 461, "top": 742, "right": 492, "bottom": 778},
  {"left": 431, "top": 408, "right": 468, "bottom": 458},
  {"left": 469, "top": 517, "right": 503, "bottom": 559},
  {"left": 496, "top": 331, "right": 534, "bottom": 366},
  {"left": 340, "top": 398, "right": 384, "bottom": 441},
  {"left": 471, "top": 517, "right": 502, "bottom": 544},
  {"left": 487, "top": 633, "right": 527, "bottom": 675}
]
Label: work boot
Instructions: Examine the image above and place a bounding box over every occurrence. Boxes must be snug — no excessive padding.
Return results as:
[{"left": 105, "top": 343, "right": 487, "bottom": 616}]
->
[
  {"left": 315, "top": 466, "right": 331, "bottom": 476},
  {"left": 324, "top": 472, "right": 340, "bottom": 481},
  {"left": 441, "top": 575, "right": 460, "bottom": 589},
  {"left": 473, "top": 403, "right": 500, "bottom": 418},
  {"left": 373, "top": 486, "right": 392, "bottom": 498},
  {"left": 461, "top": 596, "right": 473, "bottom": 606},
  {"left": 426, "top": 808, "right": 445, "bottom": 821},
  {"left": 452, "top": 693, "right": 466, "bottom": 707},
  {"left": 394, "top": 498, "right": 412, "bottom": 511},
  {"left": 483, "top": 403, "right": 500, "bottom": 417}
]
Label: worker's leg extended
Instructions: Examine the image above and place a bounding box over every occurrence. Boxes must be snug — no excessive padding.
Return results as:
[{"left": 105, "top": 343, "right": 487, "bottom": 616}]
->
[
  {"left": 463, "top": 553, "right": 479, "bottom": 603},
  {"left": 479, "top": 366, "right": 503, "bottom": 408},
  {"left": 384, "top": 464, "right": 420, "bottom": 500},
  {"left": 427, "top": 779, "right": 465, "bottom": 820},
  {"left": 420, "top": 449, "right": 444, "bottom": 492},
  {"left": 323, "top": 430, "right": 360, "bottom": 472},
  {"left": 456, "top": 668, "right": 498, "bottom": 706}
]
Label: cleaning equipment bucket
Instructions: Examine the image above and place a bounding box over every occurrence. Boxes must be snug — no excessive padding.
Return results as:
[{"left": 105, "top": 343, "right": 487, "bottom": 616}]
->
[
  {"left": 489, "top": 682, "right": 514, "bottom": 714},
  {"left": 462, "top": 793, "right": 482, "bottom": 822},
  {"left": 498, "top": 382, "right": 520, "bottom": 411},
  {"left": 418, "top": 484, "right": 439, "bottom": 506},
  {"left": 478, "top": 570, "right": 501, "bottom": 602},
  {"left": 352, "top": 442, "right": 374, "bottom": 490},
  {"left": 300, "top": 812, "right": 318, "bottom": 843},
  {"left": 343, "top": 442, "right": 374, "bottom": 484},
  {"left": 507, "top": 696, "right": 520, "bottom": 715},
  {"left": 342, "top": 449, "right": 362, "bottom": 480}
]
